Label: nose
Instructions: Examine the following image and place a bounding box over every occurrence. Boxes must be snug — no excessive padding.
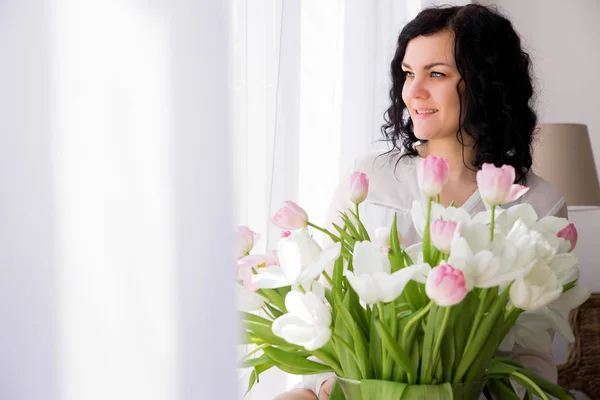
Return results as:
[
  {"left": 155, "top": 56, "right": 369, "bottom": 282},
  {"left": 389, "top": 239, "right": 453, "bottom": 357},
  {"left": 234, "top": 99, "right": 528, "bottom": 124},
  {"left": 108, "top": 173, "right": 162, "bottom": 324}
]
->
[{"left": 404, "top": 76, "right": 429, "bottom": 101}]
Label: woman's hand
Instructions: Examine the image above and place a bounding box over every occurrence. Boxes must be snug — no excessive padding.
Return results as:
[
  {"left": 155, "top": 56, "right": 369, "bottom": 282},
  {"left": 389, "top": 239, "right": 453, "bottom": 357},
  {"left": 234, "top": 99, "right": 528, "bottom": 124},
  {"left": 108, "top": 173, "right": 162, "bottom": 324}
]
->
[
  {"left": 273, "top": 377, "right": 335, "bottom": 400},
  {"left": 317, "top": 377, "right": 335, "bottom": 399},
  {"left": 273, "top": 388, "right": 317, "bottom": 400}
]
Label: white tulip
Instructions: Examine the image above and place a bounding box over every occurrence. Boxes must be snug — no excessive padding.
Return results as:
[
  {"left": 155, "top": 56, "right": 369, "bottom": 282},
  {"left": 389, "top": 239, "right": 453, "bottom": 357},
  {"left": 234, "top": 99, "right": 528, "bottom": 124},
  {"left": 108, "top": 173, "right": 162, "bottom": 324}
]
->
[
  {"left": 236, "top": 283, "right": 266, "bottom": 312},
  {"left": 498, "top": 312, "right": 553, "bottom": 354},
  {"left": 411, "top": 200, "right": 471, "bottom": 239},
  {"left": 509, "top": 260, "right": 563, "bottom": 311},
  {"left": 344, "top": 241, "right": 431, "bottom": 304},
  {"left": 252, "top": 229, "right": 341, "bottom": 289},
  {"left": 271, "top": 290, "right": 332, "bottom": 351},
  {"left": 530, "top": 284, "right": 591, "bottom": 343},
  {"left": 448, "top": 234, "right": 526, "bottom": 290}
]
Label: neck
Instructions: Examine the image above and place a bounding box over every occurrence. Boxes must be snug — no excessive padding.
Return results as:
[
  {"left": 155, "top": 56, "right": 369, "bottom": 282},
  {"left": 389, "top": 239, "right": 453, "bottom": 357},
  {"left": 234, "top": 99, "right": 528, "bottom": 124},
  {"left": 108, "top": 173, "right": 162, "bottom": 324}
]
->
[{"left": 417, "top": 139, "right": 477, "bottom": 183}]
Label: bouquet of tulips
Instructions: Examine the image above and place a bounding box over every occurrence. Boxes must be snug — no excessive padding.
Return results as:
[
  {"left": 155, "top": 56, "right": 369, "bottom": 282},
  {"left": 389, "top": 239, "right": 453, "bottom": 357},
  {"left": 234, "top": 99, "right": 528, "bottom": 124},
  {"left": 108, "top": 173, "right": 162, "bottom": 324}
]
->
[{"left": 237, "top": 156, "right": 587, "bottom": 399}]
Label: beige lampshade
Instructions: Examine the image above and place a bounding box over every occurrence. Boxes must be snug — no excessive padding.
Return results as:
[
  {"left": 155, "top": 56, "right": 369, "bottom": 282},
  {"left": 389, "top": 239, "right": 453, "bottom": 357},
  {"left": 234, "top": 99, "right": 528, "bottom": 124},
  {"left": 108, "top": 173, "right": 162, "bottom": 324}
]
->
[{"left": 532, "top": 123, "right": 600, "bottom": 209}]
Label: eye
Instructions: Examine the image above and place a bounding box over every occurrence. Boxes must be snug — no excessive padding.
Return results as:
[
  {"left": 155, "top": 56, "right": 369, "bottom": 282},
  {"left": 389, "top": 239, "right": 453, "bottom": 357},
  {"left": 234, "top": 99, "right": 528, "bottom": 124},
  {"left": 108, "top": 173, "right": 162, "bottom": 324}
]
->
[
  {"left": 403, "top": 70, "right": 414, "bottom": 78},
  {"left": 431, "top": 71, "right": 446, "bottom": 78}
]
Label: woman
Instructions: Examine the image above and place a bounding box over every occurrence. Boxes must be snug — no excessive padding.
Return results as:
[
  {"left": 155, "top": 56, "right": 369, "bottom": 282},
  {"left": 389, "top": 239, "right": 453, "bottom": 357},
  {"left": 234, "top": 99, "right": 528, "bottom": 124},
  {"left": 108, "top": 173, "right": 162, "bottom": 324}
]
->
[{"left": 276, "top": 4, "right": 566, "bottom": 399}]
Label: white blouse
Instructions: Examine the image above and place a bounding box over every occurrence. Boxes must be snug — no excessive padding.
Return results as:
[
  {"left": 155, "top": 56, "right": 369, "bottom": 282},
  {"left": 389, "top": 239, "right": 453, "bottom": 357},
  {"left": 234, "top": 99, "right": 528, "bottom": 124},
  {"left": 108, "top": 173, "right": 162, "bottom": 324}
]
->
[{"left": 298, "top": 148, "right": 567, "bottom": 396}]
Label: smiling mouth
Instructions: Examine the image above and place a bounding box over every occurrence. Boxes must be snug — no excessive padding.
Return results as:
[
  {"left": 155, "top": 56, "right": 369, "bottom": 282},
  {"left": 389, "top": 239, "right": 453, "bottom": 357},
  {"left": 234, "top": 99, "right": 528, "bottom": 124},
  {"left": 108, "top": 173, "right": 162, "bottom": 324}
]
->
[{"left": 415, "top": 109, "right": 438, "bottom": 115}]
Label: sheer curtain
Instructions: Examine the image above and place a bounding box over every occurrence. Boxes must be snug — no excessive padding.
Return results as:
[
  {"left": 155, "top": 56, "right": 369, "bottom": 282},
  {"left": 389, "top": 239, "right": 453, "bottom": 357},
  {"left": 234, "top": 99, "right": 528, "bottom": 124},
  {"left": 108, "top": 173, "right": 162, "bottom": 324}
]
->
[
  {"left": 231, "top": 0, "right": 427, "bottom": 398},
  {"left": 0, "top": 1, "right": 237, "bottom": 399}
]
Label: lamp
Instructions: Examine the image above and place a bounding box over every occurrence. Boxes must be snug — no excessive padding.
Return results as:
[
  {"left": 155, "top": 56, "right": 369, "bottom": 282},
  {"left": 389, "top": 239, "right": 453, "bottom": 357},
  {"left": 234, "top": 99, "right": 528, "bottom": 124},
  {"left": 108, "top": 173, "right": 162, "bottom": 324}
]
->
[{"left": 532, "top": 123, "right": 600, "bottom": 211}]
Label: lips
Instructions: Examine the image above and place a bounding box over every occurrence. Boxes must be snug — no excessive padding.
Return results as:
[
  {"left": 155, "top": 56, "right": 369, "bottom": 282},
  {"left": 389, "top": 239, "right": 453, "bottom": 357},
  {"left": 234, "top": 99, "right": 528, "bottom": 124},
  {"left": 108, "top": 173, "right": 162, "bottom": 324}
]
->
[
  {"left": 415, "top": 109, "right": 438, "bottom": 115},
  {"left": 413, "top": 109, "right": 438, "bottom": 119}
]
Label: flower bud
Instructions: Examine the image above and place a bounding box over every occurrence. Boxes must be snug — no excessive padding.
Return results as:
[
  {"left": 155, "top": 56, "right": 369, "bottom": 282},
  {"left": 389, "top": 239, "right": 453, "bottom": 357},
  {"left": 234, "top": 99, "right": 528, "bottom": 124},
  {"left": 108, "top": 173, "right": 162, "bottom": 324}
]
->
[
  {"left": 271, "top": 201, "right": 309, "bottom": 230},
  {"left": 426, "top": 263, "right": 467, "bottom": 306}
]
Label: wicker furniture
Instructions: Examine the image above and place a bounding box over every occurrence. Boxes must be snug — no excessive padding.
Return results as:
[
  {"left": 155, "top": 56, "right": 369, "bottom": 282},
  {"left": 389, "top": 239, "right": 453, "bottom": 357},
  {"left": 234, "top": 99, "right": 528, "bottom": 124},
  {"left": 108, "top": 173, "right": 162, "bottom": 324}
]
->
[{"left": 557, "top": 292, "right": 600, "bottom": 399}]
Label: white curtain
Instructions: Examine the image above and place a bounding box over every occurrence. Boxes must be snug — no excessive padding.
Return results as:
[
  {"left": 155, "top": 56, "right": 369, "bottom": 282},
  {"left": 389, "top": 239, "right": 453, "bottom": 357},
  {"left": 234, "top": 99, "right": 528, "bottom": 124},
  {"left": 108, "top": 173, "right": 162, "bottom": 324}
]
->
[
  {"left": 231, "top": 0, "right": 428, "bottom": 398},
  {"left": 0, "top": 1, "right": 237, "bottom": 399}
]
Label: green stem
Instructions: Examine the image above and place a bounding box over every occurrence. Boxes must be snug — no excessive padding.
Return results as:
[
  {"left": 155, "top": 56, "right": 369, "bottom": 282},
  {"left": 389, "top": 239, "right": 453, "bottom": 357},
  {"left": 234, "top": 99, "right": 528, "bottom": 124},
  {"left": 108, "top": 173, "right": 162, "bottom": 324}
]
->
[
  {"left": 322, "top": 271, "right": 334, "bottom": 288},
  {"left": 378, "top": 302, "right": 391, "bottom": 379},
  {"left": 242, "top": 343, "right": 270, "bottom": 361},
  {"left": 312, "top": 349, "right": 344, "bottom": 377},
  {"left": 402, "top": 301, "right": 434, "bottom": 349},
  {"left": 462, "top": 289, "right": 489, "bottom": 359},
  {"left": 436, "top": 194, "right": 440, "bottom": 204},
  {"left": 308, "top": 221, "right": 341, "bottom": 243},
  {"left": 423, "top": 197, "right": 433, "bottom": 263},
  {"left": 430, "top": 307, "right": 451, "bottom": 370},
  {"left": 355, "top": 203, "right": 360, "bottom": 220},
  {"left": 298, "top": 285, "right": 306, "bottom": 294}
]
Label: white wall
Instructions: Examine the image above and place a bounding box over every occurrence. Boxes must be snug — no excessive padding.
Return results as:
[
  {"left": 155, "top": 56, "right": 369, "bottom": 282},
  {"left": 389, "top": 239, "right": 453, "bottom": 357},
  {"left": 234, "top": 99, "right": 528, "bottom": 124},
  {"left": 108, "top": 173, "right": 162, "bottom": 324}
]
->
[{"left": 477, "top": 0, "right": 600, "bottom": 364}]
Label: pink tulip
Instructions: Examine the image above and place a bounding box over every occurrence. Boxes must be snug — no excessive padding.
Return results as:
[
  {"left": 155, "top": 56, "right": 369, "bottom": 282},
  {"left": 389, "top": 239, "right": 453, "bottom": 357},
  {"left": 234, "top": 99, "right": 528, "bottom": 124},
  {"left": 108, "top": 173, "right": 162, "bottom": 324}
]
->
[
  {"left": 430, "top": 219, "right": 457, "bottom": 253},
  {"left": 417, "top": 155, "right": 450, "bottom": 197},
  {"left": 271, "top": 201, "right": 309, "bottom": 230},
  {"left": 237, "top": 251, "right": 279, "bottom": 292},
  {"left": 557, "top": 223, "right": 578, "bottom": 252},
  {"left": 426, "top": 263, "right": 467, "bottom": 306},
  {"left": 349, "top": 172, "right": 369, "bottom": 205},
  {"left": 234, "top": 225, "right": 259, "bottom": 259},
  {"left": 476, "top": 163, "right": 529, "bottom": 206}
]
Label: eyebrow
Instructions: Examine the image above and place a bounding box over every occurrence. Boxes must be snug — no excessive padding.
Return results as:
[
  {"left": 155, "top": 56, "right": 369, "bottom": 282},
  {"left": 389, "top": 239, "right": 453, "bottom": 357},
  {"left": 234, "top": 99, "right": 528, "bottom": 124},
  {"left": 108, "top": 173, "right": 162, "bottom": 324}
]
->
[{"left": 401, "top": 62, "right": 452, "bottom": 69}]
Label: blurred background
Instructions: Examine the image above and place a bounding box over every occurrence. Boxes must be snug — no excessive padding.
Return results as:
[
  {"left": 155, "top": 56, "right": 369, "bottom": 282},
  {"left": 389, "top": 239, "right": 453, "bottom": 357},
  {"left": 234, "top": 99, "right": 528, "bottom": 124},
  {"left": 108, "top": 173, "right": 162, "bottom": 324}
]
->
[{"left": 0, "top": 0, "right": 598, "bottom": 399}]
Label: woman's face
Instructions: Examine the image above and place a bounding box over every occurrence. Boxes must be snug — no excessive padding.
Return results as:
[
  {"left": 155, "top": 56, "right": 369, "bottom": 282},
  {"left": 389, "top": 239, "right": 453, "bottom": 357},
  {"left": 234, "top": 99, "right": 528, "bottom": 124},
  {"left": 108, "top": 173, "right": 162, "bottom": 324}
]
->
[{"left": 401, "top": 29, "right": 464, "bottom": 143}]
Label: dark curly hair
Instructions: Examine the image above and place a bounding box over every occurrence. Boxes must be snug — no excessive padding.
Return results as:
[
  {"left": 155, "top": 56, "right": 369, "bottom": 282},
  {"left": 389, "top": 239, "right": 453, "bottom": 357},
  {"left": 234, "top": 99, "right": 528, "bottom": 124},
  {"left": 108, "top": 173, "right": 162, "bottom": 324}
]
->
[{"left": 381, "top": 4, "right": 537, "bottom": 183}]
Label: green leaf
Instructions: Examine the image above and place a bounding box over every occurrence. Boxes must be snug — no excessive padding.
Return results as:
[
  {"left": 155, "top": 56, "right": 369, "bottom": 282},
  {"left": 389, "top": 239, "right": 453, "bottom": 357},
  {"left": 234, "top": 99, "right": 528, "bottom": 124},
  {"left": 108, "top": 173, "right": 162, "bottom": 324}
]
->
[
  {"left": 420, "top": 304, "right": 439, "bottom": 383},
  {"left": 244, "top": 359, "right": 274, "bottom": 396},
  {"left": 328, "top": 380, "right": 346, "bottom": 400},
  {"left": 441, "top": 308, "right": 455, "bottom": 382},
  {"left": 454, "top": 287, "right": 510, "bottom": 383},
  {"left": 452, "top": 291, "right": 477, "bottom": 373},
  {"left": 339, "top": 212, "right": 361, "bottom": 239},
  {"left": 243, "top": 321, "right": 288, "bottom": 346},
  {"left": 332, "top": 222, "right": 357, "bottom": 249},
  {"left": 374, "top": 319, "right": 413, "bottom": 379},
  {"left": 256, "top": 288, "right": 287, "bottom": 312},
  {"left": 334, "top": 291, "right": 368, "bottom": 378},
  {"left": 263, "top": 347, "right": 334, "bottom": 375},
  {"left": 486, "top": 378, "right": 521, "bottom": 400},
  {"left": 241, "top": 354, "right": 271, "bottom": 368},
  {"left": 333, "top": 254, "right": 344, "bottom": 298},
  {"left": 334, "top": 307, "right": 361, "bottom": 378},
  {"left": 263, "top": 302, "right": 283, "bottom": 319},
  {"left": 347, "top": 208, "right": 371, "bottom": 241},
  {"left": 369, "top": 307, "right": 383, "bottom": 379},
  {"left": 390, "top": 213, "right": 402, "bottom": 257}
]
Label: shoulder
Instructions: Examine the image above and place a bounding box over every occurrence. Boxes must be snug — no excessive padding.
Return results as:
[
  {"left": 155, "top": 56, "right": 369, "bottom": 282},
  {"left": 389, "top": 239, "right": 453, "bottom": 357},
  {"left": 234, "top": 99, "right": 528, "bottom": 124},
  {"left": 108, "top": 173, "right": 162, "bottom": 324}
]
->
[
  {"left": 353, "top": 148, "right": 418, "bottom": 176},
  {"left": 352, "top": 148, "right": 422, "bottom": 212},
  {"left": 519, "top": 171, "right": 566, "bottom": 217}
]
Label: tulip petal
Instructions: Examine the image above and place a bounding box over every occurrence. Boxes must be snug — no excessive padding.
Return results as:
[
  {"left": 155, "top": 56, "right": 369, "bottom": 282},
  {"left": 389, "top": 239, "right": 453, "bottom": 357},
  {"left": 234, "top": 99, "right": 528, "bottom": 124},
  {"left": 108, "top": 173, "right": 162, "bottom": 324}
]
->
[
  {"left": 272, "top": 314, "right": 315, "bottom": 343},
  {"left": 305, "top": 328, "right": 332, "bottom": 351},
  {"left": 550, "top": 285, "right": 591, "bottom": 312},
  {"left": 540, "top": 308, "right": 575, "bottom": 343},
  {"left": 345, "top": 271, "right": 380, "bottom": 305},
  {"left": 505, "top": 184, "right": 530, "bottom": 203},
  {"left": 298, "top": 242, "right": 342, "bottom": 285},
  {"left": 252, "top": 266, "right": 290, "bottom": 289},
  {"left": 353, "top": 241, "right": 389, "bottom": 275},
  {"left": 236, "top": 284, "right": 265, "bottom": 311}
]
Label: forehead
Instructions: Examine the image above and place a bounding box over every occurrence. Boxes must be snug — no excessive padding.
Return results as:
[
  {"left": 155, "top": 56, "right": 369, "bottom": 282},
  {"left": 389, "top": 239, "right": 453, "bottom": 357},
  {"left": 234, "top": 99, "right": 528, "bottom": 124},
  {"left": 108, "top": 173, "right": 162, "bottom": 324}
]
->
[{"left": 402, "top": 30, "right": 456, "bottom": 68}]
